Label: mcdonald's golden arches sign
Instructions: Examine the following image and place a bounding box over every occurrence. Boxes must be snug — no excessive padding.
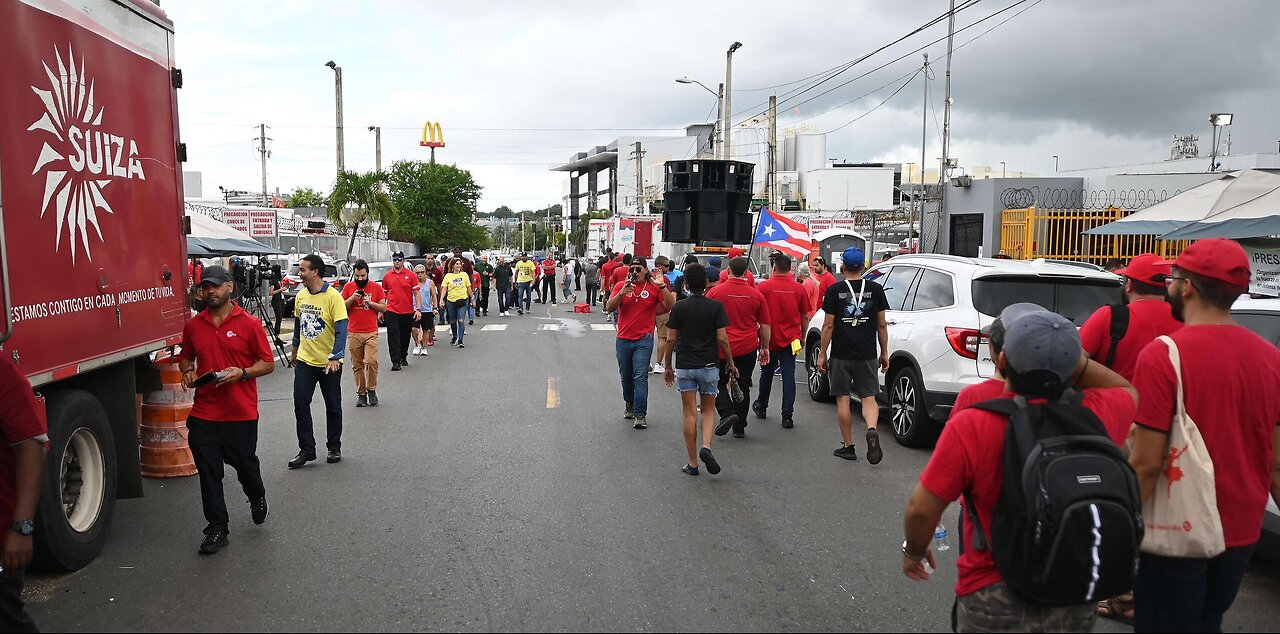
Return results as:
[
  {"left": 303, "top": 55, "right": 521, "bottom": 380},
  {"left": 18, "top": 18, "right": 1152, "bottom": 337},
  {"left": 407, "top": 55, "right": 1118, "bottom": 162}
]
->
[{"left": 421, "top": 122, "right": 445, "bottom": 148}]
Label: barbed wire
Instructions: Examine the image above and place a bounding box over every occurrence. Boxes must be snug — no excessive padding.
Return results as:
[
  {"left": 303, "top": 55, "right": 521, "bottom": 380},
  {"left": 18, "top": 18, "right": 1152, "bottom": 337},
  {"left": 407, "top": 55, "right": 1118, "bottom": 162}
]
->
[{"left": 1000, "top": 187, "right": 1185, "bottom": 211}]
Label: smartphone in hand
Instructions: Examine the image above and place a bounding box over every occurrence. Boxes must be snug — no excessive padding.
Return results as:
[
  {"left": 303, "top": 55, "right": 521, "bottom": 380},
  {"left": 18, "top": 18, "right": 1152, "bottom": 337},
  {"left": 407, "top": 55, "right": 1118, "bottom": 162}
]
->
[{"left": 190, "top": 370, "right": 227, "bottom": 388}]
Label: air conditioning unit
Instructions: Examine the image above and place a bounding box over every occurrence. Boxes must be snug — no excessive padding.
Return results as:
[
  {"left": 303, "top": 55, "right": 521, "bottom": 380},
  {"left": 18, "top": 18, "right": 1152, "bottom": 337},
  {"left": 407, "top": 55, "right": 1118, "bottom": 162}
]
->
[{"left": 950, "top": 175, "right": 973, "bottom": 188}]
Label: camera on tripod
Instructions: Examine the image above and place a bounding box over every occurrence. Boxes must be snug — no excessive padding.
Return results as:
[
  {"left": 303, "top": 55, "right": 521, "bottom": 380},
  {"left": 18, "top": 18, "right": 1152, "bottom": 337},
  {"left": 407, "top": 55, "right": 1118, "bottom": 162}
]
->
[{"left": 232, "top": 256, "right": 275, "bottom": 299}]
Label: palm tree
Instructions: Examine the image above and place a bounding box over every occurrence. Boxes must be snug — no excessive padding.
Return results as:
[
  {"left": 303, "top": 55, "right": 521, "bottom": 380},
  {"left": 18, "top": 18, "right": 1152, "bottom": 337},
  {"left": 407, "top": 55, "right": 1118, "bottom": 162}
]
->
[{"left": 327, "top": 170, "right": 397, "bottom": 259}]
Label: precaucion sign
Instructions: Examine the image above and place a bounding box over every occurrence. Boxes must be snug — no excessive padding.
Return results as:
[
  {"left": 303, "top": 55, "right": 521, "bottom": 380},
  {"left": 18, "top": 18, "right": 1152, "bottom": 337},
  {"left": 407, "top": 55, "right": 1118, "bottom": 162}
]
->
[{"left": 1244, "top": 241, "right": 1280, "bottom": 297}]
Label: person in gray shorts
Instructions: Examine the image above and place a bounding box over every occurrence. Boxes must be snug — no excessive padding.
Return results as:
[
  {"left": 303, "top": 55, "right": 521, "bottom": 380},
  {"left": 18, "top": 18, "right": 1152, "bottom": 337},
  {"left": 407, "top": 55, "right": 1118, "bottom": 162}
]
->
[{"left": 817, "top": 247, "right": 890, "bottom": 464}]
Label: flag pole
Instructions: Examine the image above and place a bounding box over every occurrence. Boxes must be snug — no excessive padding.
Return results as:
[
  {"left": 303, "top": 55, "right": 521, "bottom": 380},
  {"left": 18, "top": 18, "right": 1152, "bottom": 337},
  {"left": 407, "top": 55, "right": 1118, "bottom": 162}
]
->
[{"left": 746, "top": 205, "right": 765, "bottom": 263}]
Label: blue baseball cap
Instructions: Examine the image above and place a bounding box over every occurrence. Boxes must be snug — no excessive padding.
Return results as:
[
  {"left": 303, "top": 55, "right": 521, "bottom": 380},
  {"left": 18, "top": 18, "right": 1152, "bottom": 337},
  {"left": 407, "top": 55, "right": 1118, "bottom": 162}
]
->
[
  {"left": 708, "top": 256, "right": 722, "bottom": 266},
  {"left": 842, "top": 247, "right": 865, "bottom": 269}
]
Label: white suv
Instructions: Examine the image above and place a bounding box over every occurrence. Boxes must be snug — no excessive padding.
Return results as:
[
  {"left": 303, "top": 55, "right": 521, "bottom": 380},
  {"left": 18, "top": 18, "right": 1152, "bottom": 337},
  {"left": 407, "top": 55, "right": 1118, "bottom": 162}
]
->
[{"left": 804, "top": 254, "right": 1123, "bottom": 447}]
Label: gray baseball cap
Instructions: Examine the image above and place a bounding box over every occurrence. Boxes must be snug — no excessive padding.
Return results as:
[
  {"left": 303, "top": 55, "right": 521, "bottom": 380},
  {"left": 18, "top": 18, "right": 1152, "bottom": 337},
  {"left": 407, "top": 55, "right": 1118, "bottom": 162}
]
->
[
  {"left": 199, "top": 265, "right": 233, "bottom": 286},
  {"left": 1000, "top": 302, "right": 1080, "bottom": 393}
]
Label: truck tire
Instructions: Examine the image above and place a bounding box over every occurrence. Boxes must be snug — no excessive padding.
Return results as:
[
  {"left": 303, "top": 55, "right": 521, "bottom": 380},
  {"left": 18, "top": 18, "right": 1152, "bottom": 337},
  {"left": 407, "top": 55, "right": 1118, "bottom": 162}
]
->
[{"left": 35, "top": 390, "right": 117, "bottom": 572}]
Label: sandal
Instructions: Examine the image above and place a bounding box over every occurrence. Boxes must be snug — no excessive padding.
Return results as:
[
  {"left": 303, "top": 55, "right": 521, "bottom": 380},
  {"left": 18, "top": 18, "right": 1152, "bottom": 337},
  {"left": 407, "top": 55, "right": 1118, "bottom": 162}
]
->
[{"left": 1098, "top": 593, "right": 1135, "bottom": 625}]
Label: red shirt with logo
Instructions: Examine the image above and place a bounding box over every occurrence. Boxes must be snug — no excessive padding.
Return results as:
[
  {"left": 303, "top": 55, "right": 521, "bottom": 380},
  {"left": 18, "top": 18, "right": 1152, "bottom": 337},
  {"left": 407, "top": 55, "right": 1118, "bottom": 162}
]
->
[
  {"left": 341, "top": 281, "right": 386, "bottom": 333},
  {"left": 381, "top": 266, "right": 420, "bottom": 314},
  {"left": 1080, "top": 300, "right": 1183, "bottom": 380},
  {"left": 1133, "top": 325, "right": 1280, "bottom": 547},
  {"left": 176, "top": 305, "right": 274, "bottom": 422},
  {"left": 756, "top": 274, "right": 808, "bottom": 351},
  {"left": 706, "top": 277, "right": 772, "bottom": 357},
  {"left": 920, "top": 387, "right": 1137, "bottom": 596},
  {"left": 612, "top": 279, "right": 667, "bottom": 341},
  {"left": 0, "top": 357, "right": 46, "bottom": 536}
]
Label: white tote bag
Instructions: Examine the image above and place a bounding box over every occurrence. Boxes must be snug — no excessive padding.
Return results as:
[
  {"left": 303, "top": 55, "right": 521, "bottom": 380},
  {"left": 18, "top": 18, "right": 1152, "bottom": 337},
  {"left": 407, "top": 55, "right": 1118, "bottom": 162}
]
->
[{"left": 1139, "top": 336, "right": 1226, "bottom": 558}]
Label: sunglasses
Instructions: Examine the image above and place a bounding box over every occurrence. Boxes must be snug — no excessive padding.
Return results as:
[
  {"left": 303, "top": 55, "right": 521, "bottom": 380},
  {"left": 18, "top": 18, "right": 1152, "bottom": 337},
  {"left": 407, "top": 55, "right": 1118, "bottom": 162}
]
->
[{"left": 630, "top": 266, "right": 644, "bottom": 273}]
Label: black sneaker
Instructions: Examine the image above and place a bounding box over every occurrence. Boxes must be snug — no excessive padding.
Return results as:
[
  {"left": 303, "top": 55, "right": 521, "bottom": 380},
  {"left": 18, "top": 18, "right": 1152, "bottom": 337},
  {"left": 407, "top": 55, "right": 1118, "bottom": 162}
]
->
[
  {"left": 356, "top": 394, "right": 368, "bottom": 408},
  {"left": 699, "top": 447, "right": 721, "bottom": 475},
  {"left": 457, "top": 342, "right": 465, "bottom": 349},
  {"left": 287, "top": 452, "right": 316, "bottom": 469},
  {"left": 715, "top": 414, "right": 739, "bottom": 437},
  {"left": 391, "top": 363, "right": 402, "bottom": 372},
  {"left": 633, "top": 415, "right": 647, "bottom": 429},
  {"left": 866, "top": 428, "right": 883, "bottom": 465},
  {"left": 752, "top": 401, "right": 767, "bottom": 419},
  {"left": 401, "top": 356, "right": 409, "bottom": 367},
  {"left": 250, "top": 497, "right": 268, "bottom": 524},
  {"left": 732, "top": 427, "right": 746, "bottom": 439},
  {"left": 624, "top": 402, "right": 635, "bottom": 420},
  {"left": 199, "top": 528, "right": 229, "bottom": 555},
  {"left": 833, "top": 444, "right": 858, "bottom": 461},
  {"left": 468, "top": 319, "right": 474, "bottom": 325},
  {"left": 781, "top": 415, "right": 795, "bottom": 429},
  {"left": 367, "top": 391, "right": 379, "bottom": 407},
  {"left": 327, "top": 450, "right": 342, "bottom": 464}
]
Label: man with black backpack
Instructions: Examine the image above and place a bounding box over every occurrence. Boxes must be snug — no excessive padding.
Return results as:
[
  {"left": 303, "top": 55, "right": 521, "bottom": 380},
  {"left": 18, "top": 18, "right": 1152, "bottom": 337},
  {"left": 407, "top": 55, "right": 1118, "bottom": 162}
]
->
[
  {"left": 1079, "top": 253, "right": 1182, "bottom": 380},
  {"left": 902, "top": 303, "right": 1141, "bottom": 632}
]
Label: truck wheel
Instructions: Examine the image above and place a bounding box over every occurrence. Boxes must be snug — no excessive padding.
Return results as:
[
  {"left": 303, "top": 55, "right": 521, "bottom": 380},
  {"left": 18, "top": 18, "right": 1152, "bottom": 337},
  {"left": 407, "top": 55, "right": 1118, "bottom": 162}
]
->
[
  {"left": 35, "top": 390, "right": 117, "bottom": 572},
  {"left": 888, "top": 365, "right": 940, "bottom": 448}
]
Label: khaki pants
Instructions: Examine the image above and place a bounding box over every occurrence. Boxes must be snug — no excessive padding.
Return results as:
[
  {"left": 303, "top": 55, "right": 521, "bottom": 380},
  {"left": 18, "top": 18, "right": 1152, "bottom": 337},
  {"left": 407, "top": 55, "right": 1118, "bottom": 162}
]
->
[
  {"left": 653, "top": 312, "right": 670, "bottom": 364},
  {"left": 349, "top": 331, "right": 379, "bottom": 395}
]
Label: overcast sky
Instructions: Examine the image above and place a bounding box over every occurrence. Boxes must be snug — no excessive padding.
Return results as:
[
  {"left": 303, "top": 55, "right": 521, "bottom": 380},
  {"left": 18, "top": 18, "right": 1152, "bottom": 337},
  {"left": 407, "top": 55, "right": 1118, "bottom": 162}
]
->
[{"left": 168, "top": 0, "right": 1280, "bottom": 211}]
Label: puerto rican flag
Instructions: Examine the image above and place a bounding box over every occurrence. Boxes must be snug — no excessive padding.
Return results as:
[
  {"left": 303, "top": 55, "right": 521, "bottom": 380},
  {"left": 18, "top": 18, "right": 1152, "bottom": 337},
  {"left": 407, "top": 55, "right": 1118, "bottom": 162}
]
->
[{"left": 753, "top": 207, "right": 811, "bottom": 259}]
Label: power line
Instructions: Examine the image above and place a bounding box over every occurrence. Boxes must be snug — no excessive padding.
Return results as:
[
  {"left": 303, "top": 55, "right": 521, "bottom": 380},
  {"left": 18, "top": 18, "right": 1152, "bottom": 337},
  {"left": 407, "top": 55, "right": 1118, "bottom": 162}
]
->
[{"left": 822, "top": 68, "right": 923, "bottom": 134}]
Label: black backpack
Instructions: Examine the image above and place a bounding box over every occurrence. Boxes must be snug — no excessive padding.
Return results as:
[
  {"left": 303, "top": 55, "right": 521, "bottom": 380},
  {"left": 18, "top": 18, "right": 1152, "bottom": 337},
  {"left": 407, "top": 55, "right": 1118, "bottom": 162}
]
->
[
  {"left": 1097, "top": 304, "right": 1130, "bottom": 368},
  {"left": 965, "top": 390, "right": 1143, "bottom": 606}
]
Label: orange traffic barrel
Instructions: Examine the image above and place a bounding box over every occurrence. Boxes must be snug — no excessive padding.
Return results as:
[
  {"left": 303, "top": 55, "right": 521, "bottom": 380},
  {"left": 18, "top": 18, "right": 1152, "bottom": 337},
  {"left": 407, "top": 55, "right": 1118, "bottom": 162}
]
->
[{"left": 140, "top": 357, "right": 197, "bottom": 478}]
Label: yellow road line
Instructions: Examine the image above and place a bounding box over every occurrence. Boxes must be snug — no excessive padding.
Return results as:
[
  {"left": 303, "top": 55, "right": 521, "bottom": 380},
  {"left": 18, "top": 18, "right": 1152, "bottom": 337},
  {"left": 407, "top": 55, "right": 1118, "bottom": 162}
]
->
[{"left": 546, "top": 376, "right": 560, "bottom": 409}]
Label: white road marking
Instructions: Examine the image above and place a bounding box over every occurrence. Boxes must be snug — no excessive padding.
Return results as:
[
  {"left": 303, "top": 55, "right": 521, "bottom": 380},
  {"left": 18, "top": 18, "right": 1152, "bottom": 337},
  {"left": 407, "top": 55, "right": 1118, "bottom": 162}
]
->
[
  {"left": 481, "top": 324, "right": 508, "bottom": 331},
  {"left": 546, "top": 376, "right": 560, "bottom": 408},
  {"left": 541, "top": 324, "right": 560, "bottom": 331}
]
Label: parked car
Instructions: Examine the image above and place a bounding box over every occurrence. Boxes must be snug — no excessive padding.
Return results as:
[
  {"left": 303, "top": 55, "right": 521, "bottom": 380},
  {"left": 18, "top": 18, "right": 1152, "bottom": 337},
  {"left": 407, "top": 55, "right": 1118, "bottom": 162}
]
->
[
  {"left": 804, "top": 254, "right": 1123, "bottom": 447},
  {"left": 281, "top": 255, "right": 352, "bottom": 315},
  {"left": 1231, "top": 296, "right": 1280, "bottom": 559}
]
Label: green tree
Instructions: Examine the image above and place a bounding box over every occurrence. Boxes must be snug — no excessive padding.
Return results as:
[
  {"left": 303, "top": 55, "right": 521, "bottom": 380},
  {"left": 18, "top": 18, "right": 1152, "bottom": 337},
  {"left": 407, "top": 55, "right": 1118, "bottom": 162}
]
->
[
  {"left": 287, "top": 186, "right": 326, "bottom": 208},
  {"left": 387, "top": 160, "right": 486, "bottom": 251},
  {"left": 327, "top": 170, "right": 397, "bottom": 258}
]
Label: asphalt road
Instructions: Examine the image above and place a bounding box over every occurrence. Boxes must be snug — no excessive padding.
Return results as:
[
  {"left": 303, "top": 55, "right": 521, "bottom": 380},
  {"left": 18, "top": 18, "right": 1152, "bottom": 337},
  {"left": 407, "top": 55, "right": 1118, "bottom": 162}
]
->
[{"left": 25, "top": 303, "right": 1280, "bottom": 632}]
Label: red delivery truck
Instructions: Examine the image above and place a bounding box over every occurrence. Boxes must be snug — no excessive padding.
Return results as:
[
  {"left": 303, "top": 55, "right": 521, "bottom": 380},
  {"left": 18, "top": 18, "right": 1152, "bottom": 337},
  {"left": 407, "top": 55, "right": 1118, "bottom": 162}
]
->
[{"left": 0, "top": 0, "right": 188, "bottom": 570}]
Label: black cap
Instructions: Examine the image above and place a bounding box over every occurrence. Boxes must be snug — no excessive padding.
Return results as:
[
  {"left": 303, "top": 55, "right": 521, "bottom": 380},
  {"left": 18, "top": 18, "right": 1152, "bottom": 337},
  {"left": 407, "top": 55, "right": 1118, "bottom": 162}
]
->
[
  {"left": 199, "top": 265, "right": 233, "bottom": 286},
  {"left": 392, "top": 251, "right": 405, "bottom": 261}
]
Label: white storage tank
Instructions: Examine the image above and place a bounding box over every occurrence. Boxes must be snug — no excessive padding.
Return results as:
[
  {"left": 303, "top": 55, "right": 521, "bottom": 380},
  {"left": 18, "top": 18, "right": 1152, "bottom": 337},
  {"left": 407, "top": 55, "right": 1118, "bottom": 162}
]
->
[{"left": 794, "top": 134, "right": 827, "bottom": 176}]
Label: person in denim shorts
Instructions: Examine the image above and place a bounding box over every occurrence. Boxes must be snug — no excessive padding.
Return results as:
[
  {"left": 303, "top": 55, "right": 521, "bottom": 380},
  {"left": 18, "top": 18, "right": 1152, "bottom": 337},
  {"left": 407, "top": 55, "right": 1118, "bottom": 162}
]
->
[{"left": 662, "top": 264, "right": 735, "bottom": 476}]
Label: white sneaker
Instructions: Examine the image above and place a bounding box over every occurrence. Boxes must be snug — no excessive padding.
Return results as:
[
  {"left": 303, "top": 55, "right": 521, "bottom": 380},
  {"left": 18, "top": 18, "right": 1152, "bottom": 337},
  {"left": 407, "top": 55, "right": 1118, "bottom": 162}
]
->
[
  {"left": 653, "top": 363, "right": 665, "bottom": 374},
  {"left": 413, "top": 345, "right": 422, "bottom": 356}
]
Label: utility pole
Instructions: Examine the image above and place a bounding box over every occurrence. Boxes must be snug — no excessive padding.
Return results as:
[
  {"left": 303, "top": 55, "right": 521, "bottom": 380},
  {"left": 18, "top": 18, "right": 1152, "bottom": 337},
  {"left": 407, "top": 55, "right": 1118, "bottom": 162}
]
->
[
  {"left": 724, "top": 42, "right": 742, "bottom": 160},
  {"left": 768, "top": 95, "right": 777, "bottom": 211},
  {"left": 632, "top": 142, "right": 646, "bottom": 215},
  {"left": 937, "top": 0, "right": 956, "bottom": 253},
  {"left": 325, "top": 61, "right": 344, "bottom": 177},
  {"left": 917, "top": 54, "right": 929, "bottom": 250},
  {"left": 368, "top": 126, "right": 382, "bottom": 172},
  {"left": 716, "top": 83, "right": 725, "bottom": 159},
  {"left": 255, "top": 123, "right": 276, "bottom": 239}
]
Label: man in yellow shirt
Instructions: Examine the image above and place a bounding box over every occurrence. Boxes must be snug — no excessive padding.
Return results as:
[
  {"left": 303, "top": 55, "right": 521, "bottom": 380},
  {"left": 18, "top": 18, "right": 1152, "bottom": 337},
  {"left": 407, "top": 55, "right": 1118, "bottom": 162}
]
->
[
  {"left": 288, "top": 254, "right": 349, "bottom": 469},
  {"left": 514, "top": 253, "right": 537, "bottom": 315}
]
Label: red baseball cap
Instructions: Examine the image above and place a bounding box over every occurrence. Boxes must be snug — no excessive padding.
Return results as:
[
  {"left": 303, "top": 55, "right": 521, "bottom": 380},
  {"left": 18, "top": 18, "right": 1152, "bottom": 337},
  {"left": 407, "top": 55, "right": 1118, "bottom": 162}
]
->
[
  {"left": 727, "top": 247, "right": 744, "bottom": 258},
  {"left": 1161, "top": 238, "right": 1251, "bottom": 287},
  {"left": 1116, "top": 253, "right": 1171, "bottom": 286}
]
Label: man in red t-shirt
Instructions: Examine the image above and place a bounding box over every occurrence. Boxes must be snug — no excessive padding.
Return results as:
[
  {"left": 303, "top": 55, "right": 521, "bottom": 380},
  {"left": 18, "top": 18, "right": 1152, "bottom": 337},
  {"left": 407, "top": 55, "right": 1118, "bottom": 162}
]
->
[
  {"left": 811, "top": 256, "right": 838, "bottom": 311},
  {"left": 752, "top": 253, "right": 809, "bottom": 428},
  {"left": 1079, "top": 253, "right": 1182, "bottom": 380},
  {"left": 902, "top": 303, "right": 1137, "bottom": 632},
  {"left": 381, "top": 251, "right": 421, "bottom": 370},
  {"left": 605, "top": 253, "right": 633, "bottom": 322},
  {"left": 1129, "top": 239, "right": 1280, "bottom": 632},
  {"left": 176, "top": 265, "right": 276, "bottom": 555},
  {"left": 0, "top": 357, "right": 46, "bottom": 632},
  {"left": 342, "top": 260, "right": 388, "bottom": 408},
  {"left": 706, "top": 256, "right": 771, "bottom": 438},
  {"left": 718, "top": 247, "right": 757, "bottom": 285},
  {"left": 605, "top": 257, "right": 675, "bottom": 428},
  {"left": 540, "top": 256, "right": 558, "bottom": 306},
  {"left": 950, "top": 317, "right": 1009, "bottom": 415}
]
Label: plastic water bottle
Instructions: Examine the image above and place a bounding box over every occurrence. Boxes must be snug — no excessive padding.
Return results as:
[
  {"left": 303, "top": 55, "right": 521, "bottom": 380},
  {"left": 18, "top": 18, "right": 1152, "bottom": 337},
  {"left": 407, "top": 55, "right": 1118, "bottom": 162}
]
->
[{"left": 933, "top": 522, "right": 951, "bottom": 552}]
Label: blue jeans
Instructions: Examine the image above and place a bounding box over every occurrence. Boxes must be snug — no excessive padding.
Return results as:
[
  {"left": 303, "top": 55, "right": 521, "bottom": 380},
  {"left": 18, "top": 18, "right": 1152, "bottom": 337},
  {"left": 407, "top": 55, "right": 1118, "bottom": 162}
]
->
[
  {"left": 756, "top": 347, "right": 797, "bottom": 416},
  {"left": 615, "top": 334, "right": 654, "bottom": 416},
  {"left": 1135, "top": 544, "right": 1255, "bottom": 633},
  {"left": 675, "top": 367, "right": 719, "bottom": 395},
  {"left": 518, "top": 281, "right": 533, "bottom": 310},
  {"left": 446, "top": 299, "right": 468, "bottom": 342},
  {"left": 294, "top": 361, "right": 342, "bottom": 454}
]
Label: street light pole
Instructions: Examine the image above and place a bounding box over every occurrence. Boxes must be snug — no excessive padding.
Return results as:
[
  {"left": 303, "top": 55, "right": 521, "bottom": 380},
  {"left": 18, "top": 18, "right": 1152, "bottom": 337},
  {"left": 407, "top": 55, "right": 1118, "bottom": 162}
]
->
[
  {"left": 325, "top": 61, "right": 344, "bottom": 177},
  {"left": 1052, "top": 155, "right": 1059, "bottom": 172},
  {"left": 724, "top": 42, "right": 742, "bottom": 161},
  {"left": 1000, "top": 161, "right": 1006, "bottom": 178},
  {"left": 676, "top": 77, "right": 723, "bottom": 158},
  {"left": 368, "top": 126, "right": 382, "bottom": 172}
]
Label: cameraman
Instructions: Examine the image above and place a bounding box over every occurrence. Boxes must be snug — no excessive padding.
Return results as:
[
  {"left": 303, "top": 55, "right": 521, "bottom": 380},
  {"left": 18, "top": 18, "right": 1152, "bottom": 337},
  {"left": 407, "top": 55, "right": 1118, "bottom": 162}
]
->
[
  {"left": 342, "top": 260, "right": 387, "bottom": 407},
  {"left": 268, "top": 263, "right": 287, "bottom": 346}
]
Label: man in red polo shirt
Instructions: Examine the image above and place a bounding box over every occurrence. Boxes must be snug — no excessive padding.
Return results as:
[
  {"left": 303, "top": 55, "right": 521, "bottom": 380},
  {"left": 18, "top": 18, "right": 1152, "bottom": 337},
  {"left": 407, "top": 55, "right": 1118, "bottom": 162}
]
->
[
  {"left": 706, "top": 256, "right": 771, "bottom": 438},
  {"left": 752, "top": 253, "right": 810, "bottom": 428},
  {"left": 342, "top": 260, "right": 387, "bottom": 408},
  {"left": 1129, "top": 239, "right": 1280, "bottom": 632},
  {"left": 811, "top": 255, "right": 837, "bottom": 309},
  {"left": 0, "top": 357, "right": 46, "bottom": 633},
  {"left": 718, "top": 247, "right": 757, "bottom": 285},
  {"left": 540, "top": 254, "right": 558, "bottom": 305},
  {"left": 605, "top": 257, "right": 675, "bottom": 429},
  {"left": 902, "top": 303, "right": 1137, "bottom": 632},
  {"left": 177, "top": 265, "right": 276, "bottom": 555},
  {"left": 1079, "top": 253, "right": 1182, "bottom": 380},
  {"left": 381, "top": 251, "right": 421, "bottom": 371}
]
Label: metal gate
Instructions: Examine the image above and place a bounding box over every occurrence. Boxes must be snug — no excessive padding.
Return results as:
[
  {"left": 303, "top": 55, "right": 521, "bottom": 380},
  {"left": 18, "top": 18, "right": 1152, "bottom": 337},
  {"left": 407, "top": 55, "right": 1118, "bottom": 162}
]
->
[{"left": 949, "top": 214, "right": 984, "bottom": 257}]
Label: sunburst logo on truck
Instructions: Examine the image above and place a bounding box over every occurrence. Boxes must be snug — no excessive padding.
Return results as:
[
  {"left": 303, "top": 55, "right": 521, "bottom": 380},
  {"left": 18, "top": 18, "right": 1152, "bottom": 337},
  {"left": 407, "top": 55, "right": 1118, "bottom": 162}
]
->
[{"left": 28, "top": 45, "right": 146, "bottom": 263}]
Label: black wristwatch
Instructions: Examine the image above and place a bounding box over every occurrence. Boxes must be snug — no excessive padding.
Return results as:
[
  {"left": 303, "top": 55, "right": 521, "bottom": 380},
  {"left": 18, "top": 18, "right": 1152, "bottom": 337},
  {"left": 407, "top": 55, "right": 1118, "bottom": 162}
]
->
[{"left": 12, "top": 520, "right": 34, "bottom": 536}]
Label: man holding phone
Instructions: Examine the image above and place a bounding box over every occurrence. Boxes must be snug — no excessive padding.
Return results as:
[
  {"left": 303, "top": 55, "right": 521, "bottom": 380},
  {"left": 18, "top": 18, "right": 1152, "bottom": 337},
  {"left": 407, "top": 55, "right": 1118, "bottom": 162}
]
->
[
  {"left": 605, "top": 257, "right": 675, "bottom": 429},
  {"left": 289, "top": 254, "right": 349, "bottom": 469},
  {"left": 177, "top": 265, "right": 276, "bottom": 555},
  {"left": 342, "top": 260, "right": 387, "bottom": 407}
]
